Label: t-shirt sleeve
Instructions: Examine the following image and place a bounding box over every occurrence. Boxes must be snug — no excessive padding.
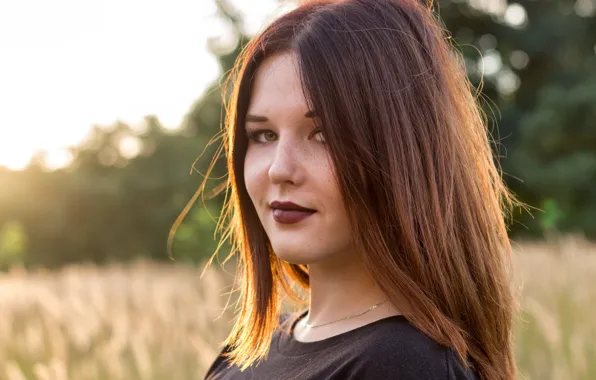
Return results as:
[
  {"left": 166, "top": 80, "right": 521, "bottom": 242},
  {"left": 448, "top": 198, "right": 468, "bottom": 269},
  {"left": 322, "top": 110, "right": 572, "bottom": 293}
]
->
[
  {"left": 341, "top": 341, "right": 478, "bottom": 380},
  {"left": 204, "top": 312, "right": 295, "bottom": 379},
  {"left": 203, "top": 343, "right": 232, "bottom": 379},
  {"left": 446, "top": 349, "right": 479, "bottom": 380}
]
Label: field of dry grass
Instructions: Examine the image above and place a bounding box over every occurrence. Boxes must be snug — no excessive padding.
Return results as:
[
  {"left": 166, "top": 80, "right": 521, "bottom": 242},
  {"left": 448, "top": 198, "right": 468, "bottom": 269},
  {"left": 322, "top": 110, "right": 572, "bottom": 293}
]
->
[
  {"left": 512, "top": 235, "right": 596, "bottom": 379},
  {"left": 0, "top": 236, "right": 594, "bottom": 380}
]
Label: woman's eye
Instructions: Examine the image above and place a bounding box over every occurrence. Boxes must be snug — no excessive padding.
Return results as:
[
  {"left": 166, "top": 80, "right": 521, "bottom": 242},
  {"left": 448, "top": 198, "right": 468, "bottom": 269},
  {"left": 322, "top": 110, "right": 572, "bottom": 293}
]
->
[
  {"left": 246, "top": 129, "right": 277, "bottom": 143},
  {"left": 246, "top": 128, "right": 325, "bottom": 143},
  {"left": 312, "top": 130, "right": 326, "bottom": 143},
  {"left": 260, "top": 131, "right": 277, "bottom": 142}
]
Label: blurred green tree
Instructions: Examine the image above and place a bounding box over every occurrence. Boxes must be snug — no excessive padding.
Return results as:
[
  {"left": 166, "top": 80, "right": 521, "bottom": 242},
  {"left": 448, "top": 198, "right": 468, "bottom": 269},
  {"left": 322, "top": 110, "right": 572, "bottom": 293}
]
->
[
  {"left": 0, "top": 0, "right": 595, "bottom": 269},
  {"left": 435, "top": 0, "right": 596, "bottom": 237}
]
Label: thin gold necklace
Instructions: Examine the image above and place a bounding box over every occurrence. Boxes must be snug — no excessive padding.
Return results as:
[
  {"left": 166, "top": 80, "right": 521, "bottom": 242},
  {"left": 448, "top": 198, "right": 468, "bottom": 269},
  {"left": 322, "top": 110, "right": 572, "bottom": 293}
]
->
[{"left": 303, "top": 299, "right": 388, "bottom": 328}]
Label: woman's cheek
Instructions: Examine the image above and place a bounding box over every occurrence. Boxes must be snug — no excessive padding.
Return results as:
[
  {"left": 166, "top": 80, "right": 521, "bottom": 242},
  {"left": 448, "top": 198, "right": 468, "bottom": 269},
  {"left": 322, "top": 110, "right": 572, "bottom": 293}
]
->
[{"left": 244, "top": 149, "right": 272, "bottom": 199}]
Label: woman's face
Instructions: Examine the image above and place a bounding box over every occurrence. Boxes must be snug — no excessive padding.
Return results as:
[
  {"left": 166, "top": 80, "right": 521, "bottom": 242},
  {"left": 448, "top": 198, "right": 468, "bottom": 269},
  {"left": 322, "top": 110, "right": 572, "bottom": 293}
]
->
[{"left": 243, "top": 52, "right": 354, "bottom": 265}]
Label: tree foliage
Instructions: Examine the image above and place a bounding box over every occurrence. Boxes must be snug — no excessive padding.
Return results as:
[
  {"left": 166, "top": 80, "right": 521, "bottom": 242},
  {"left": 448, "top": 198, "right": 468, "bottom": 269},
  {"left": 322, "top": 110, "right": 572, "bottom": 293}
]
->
[{"left": 0, "top": 0, "right": 595, "bottom": 268}]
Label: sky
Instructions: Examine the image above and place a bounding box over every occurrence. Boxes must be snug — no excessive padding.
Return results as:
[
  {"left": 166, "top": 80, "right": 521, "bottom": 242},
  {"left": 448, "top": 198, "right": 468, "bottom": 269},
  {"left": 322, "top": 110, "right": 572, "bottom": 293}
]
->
[
  {"left": 0, "top": 0, "right": 529, "bottom": 171},
  {"left": 0, "top": 0, "right": 289, "bottom": 170}
]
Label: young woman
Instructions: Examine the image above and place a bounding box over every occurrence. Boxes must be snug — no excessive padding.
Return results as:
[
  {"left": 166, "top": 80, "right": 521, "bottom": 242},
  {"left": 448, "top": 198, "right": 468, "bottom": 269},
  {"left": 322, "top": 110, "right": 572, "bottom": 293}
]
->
[{"left": 193, "top": 0, "right": 523, "bottom": 379}]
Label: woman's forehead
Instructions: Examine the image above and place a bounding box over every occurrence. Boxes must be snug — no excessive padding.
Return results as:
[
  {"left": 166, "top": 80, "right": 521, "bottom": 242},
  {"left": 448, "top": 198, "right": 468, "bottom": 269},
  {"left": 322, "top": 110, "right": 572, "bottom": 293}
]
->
[{"left": 248, "top": 53, "right": 311, "bottom": 122}]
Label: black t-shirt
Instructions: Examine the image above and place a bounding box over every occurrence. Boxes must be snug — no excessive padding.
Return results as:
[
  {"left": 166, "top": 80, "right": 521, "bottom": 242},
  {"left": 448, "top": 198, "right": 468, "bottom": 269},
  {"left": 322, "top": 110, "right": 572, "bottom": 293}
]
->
[{"left": 204, "top": 310, "right": 479, "bottom": 380}]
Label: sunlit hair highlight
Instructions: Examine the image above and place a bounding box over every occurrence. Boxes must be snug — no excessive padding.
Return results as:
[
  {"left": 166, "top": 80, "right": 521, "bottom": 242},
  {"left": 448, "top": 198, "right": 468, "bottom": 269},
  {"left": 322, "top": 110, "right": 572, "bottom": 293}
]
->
[{"left": 171, "top": 1, "right": 527, "bottom": 379}]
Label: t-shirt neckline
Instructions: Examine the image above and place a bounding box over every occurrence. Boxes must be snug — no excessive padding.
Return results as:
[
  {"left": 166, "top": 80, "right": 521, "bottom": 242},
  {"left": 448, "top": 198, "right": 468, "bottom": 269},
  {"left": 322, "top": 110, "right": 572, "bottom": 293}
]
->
[{"left": 276, "top": 309, "right": 408, "bottom": 357}]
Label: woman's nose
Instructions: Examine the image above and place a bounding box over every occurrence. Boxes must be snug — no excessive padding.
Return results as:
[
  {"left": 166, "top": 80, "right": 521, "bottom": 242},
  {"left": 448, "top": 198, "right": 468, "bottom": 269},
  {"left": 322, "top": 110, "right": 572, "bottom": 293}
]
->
[{"left": 268, "top": 140, "right": 302, "bottom": 185}]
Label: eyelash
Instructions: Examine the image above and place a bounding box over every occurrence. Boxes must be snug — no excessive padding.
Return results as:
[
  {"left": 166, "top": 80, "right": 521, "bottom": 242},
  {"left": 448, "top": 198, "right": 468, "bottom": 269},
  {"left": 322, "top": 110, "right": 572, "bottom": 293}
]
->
[{"left": 245, "top": 128, "right": 326, "bottom": 143}]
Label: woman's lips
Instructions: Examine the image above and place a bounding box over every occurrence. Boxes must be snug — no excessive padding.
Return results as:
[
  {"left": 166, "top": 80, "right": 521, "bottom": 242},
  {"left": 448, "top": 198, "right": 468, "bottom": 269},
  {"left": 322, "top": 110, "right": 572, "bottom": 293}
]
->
[{"left": 272, "top": 209, "right": 316, "bottom": 224}]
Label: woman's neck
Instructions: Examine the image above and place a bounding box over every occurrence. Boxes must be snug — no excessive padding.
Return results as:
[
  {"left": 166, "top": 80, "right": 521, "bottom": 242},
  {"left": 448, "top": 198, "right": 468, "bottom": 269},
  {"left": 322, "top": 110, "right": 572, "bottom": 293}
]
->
[
  {"left": 304, "top": 253, "right": 395, "bottom": 326},
  {"left": 292, "top": 253, "right": 401, "bottom": 343}
]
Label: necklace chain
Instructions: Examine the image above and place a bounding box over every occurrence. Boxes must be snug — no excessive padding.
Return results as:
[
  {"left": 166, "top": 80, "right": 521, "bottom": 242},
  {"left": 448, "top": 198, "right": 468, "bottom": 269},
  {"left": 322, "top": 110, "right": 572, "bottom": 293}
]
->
[{"left": 303, "top": 299, "right": 388, "bottom": 328}]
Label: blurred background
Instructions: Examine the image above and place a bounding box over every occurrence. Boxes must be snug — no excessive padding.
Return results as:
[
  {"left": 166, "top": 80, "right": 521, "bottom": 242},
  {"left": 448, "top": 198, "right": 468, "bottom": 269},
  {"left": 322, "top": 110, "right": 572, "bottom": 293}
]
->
[{"left": 0, "top": 0, "right": 595, "bottom": 379}]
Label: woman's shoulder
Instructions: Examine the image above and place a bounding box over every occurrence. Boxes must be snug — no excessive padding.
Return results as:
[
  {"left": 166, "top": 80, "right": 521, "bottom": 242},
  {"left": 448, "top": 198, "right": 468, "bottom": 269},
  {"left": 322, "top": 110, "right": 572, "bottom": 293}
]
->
[
  {"left": 348, "top": 316, "right": 479, "bottom": 380},
  {"left": 205, "top": 313, "right": 479, "bottom": 380}
]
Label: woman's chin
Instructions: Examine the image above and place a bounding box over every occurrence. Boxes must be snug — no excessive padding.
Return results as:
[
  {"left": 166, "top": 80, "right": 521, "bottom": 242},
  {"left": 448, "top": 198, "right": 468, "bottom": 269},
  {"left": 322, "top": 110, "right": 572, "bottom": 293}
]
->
[
  {"left": 271, "top": 245, "right": 339, "bottom": 266},
  {"left": 271, "top": 246, "right": 319, "bottom": 265},
  {"left": 273, "top": 252, "right": 310, "bottom": 265}
]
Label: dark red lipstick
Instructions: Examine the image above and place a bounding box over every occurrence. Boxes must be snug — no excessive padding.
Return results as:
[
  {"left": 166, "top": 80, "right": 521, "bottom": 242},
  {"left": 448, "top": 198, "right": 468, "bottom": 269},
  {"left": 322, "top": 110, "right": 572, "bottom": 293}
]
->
[{"left": 269, "top": 201, "right": 316, "bottom": 224}]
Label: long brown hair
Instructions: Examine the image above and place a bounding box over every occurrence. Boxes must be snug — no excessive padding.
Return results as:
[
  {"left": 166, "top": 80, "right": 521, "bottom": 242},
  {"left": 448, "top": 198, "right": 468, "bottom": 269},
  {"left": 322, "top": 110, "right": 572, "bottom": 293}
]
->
[{"left": 171, "top": 0, "right": 525, "bottom": 379}]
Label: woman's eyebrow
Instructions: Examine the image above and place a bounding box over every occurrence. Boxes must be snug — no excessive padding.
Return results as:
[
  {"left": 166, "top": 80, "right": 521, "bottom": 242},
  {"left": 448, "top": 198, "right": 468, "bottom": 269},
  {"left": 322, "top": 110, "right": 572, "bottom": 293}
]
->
[{"left": 245, "top": 110, "right": 317, "bottom": 122}]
